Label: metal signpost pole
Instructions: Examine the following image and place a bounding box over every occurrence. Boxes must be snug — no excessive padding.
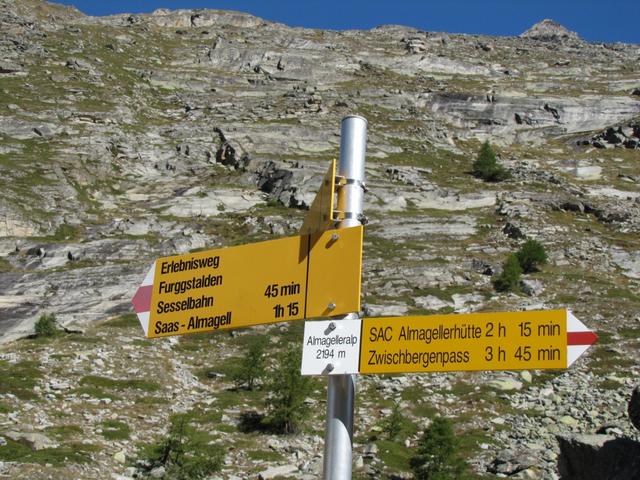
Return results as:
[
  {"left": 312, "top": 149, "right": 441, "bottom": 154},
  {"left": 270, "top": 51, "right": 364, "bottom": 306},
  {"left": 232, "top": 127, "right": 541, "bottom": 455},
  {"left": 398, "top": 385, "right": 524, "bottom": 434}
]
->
[{"left": 323, "top": 115, "right": 367, "bottom": 480}]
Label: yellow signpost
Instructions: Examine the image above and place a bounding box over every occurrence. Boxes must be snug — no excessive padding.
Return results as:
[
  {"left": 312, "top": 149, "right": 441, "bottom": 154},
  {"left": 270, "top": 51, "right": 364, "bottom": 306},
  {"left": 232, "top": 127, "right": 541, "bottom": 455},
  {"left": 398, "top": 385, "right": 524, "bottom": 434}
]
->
[
  {"left": 299, "top": 159, "right": 336, "bottom": 235},
  {"left": 132, "top": 121, "right": 598, "bottom": 480},
  {"left": 359, "top": 310, "right": 596, "bottom": 374},
  {"left": 133, "top": 225, "right": 363, "bottom": 338}
]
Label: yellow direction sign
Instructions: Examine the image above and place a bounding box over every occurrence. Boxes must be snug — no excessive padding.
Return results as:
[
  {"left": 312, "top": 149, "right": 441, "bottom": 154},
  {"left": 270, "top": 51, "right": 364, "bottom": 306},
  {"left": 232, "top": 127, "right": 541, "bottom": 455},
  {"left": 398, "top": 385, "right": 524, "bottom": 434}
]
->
[
  {"left": 300, "top": 159, "right": 336, "bottom": 235},
  {"left": 132, "top": 226, "right": 363, "bottom": 338},
  {"left": 360, "top": 310, "right": 597, "bottom": 374}
]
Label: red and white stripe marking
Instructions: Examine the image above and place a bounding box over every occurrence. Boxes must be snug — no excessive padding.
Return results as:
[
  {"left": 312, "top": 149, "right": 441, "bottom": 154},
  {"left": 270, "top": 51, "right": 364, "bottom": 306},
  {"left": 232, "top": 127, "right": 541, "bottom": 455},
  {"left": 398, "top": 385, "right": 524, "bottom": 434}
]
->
[
  {"left": 567, "top": 310, "right": 598, "bottom": 367},
  {"left": 131, "top": 262, "right": 155, "bottom": 337}
]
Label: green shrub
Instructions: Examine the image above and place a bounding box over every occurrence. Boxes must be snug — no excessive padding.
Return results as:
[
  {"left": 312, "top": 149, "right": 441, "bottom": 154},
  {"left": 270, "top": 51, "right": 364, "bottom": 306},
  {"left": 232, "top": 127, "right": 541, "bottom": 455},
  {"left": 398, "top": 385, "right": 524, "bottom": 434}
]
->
[
  {"left": 34, "top": 313, "right": 58, "bottom": 337},
  {"left": 232, "top": 336, "right": 267, "bottom": 390},
  {"left": 410, "top": 416, "right": 469, "bottom": 480},
  {"left": 264, "top": 345, "right": 313, "bottom": 434},
  {"left": 515, "top": 239, "right": 548, "bottom": 273},
  {"left": 471, "top": 141, "right": 509, "bottom": 182},
  {"left": 493, "top": 254, "right": 522, "bottom": 292}
]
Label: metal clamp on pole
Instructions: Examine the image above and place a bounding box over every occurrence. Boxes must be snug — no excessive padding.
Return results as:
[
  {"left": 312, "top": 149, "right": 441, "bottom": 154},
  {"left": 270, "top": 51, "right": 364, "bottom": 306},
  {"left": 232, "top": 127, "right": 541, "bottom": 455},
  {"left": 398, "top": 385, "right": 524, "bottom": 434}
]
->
[{"left": 323, "top": 115, "right": 367, "bottom": 480}]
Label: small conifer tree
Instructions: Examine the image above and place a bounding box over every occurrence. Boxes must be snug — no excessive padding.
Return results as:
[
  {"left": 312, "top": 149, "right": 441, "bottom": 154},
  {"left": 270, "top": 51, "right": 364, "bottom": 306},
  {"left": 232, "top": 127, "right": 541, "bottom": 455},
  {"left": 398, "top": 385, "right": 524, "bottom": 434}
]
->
[
  {"left": 232, "top": 336, "right": 267, "bottom": 390},
  {"left": 493, "top": 254, "right": 522, "bottom": 292},
  {"left": 383, "top": 401, "right": 405, "bottom": 440},
  {"left": 34, "top": 313, "right": 58, "bottom": 337},
  {"left": 515, "top": 239, "right": 548, "bottom": 273},
  {"left": 472, "top": 141, "right": 509, "bottom": 182},
  {"left": 145, "top": 415, "right": 221, "bottom": 479},
  {"left": 410, "top": 416, "right": 468, "bottom": 480},
  {"left": 264, "top": 345, "right": 313, "bottom": 434}
]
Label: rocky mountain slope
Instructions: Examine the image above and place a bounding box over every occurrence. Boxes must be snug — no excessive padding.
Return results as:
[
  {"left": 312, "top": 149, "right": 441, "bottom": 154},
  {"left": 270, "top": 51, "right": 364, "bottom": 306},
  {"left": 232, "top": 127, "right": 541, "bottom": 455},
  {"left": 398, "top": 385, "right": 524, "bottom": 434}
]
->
[{"left": 0, "top": 1, "right": 639, "bottom": 478}]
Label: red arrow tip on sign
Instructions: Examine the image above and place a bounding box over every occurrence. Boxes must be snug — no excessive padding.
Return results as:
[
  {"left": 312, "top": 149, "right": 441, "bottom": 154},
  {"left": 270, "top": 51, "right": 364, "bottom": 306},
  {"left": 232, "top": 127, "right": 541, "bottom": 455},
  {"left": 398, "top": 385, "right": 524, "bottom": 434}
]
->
[
  {"left": 567, "top": 330, "right": 598, "bottom": 346},
  {"left": 567, "top": 311, "right": 598, "bottom": 367},
  {"left": 132, "top": 285, "right": 152, "bottom": 313}
]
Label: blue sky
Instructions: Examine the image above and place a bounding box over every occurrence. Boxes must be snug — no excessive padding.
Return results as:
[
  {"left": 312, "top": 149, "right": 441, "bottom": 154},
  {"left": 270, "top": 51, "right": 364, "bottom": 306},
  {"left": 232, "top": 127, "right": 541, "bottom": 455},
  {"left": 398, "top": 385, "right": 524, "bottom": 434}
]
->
[{"left": 55, "top": 0, "right": 640, "bottom": 44}]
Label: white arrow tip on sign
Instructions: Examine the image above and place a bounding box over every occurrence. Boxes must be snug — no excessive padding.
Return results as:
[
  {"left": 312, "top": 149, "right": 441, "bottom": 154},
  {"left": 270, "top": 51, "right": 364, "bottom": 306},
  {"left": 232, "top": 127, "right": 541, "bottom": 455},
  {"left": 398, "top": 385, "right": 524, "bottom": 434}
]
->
[
  {"left": 567, "top": 311, "right": 590, "bottom": 332},
  {"left": 137, "top": 311, "right": 150, "bottom": 337},
  {"left": 566, "top": 311, "right": 598, "bottom": 367}
]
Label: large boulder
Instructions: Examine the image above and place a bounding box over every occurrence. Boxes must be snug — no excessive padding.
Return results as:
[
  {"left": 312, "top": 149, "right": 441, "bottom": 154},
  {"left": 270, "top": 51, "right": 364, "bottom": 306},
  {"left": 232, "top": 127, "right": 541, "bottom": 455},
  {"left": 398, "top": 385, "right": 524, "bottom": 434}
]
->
[
  {"left": 557, "top": 433, "right": 640, "bottom": 480},
  {"left": 4, "top": 431, "right": 58, "bottom": 450},
  {"left": 629, "top": 385, "right": 640, "bottom": 431}
]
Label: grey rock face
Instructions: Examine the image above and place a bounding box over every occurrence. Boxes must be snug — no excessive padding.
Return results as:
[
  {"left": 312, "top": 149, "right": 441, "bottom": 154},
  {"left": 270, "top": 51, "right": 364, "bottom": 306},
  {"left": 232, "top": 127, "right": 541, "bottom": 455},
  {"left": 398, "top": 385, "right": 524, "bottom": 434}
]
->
[
  {"left": 584, "top": 123, "right": 640, "bottom": 150},
  {"left": 610, "top": 248, "right": 640, "bottom": 279},
  {"left": 421, "top": 92, "right": 640, "bottom": 143},
  {"left": 0, "top": 3, "right": 639, "bottom": 479},
  {"left": 521, "top": 19, "right": 580, "bottom": 42}
]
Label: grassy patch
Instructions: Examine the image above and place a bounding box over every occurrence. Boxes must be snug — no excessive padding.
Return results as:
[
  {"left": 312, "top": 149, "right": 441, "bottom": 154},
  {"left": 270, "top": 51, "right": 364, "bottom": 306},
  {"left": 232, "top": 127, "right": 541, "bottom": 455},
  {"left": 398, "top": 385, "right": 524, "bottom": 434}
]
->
[
  {"left": 104, "top": 313, "right": 139, "bottom": 329},
  {"left": 400, "top": 387, "right": 439, "bottom": 419},
  {"left": 530, "top": 370, "right": 562, "bottom": 386},
  {"left": 0, "top": 438, "right": 96, "bottom": 465},
  {"left": 409, "top": 305, "right": 456, "bottom": 316},
  {"left": 216, "top": 423, "right": 236, "bottom": 434},
  {"left": 50, "top": 223, "right": 84, "bottom": 242},
  {"left": 590, "top": 346, "right": 636, "bottom": 373},
  {"left": 79, "top": 375, "right": 160, "bottom": 392},
  {"left": 174, "top": 331, "right": 222, "bottom": 353},
  {"left": 619, "top": 327, "right": 640, "bottom": 339},
  {"left": 73, "top": 386, "right": 122, "bottom": 401},
  {"left": 99, "top": 420, "right": 131, "bottom": 440},
  {"left": 596, "top": 331, "right": 614, "bottom": 345},
  {"left": 20, "top": 335, "right": 61, "bottom": 347},
  {"left": 214, "top": 388, "right": 265, "bottom": 410},
  {"left": 50, "top": 353, "right": 73, "bottom": 360},
  {"left": 135, "top": 396, "right": 169, "bottom": 405},
  {"left": 376, "top": 438, "right": 411, "bottom": 472},
  {"left": 0, "top": 401, "right": 12, "bottom": 413},
  {"left": 443, "top": 380, "right": 476, "bottom": 397},
  {"left": 194, "top": 355, "right": 243, "bottom": 381},
  {"left": 606, "top": 288, "right": 640, "bottom": 303},
  {"left": 245, "top": 449, "right": 286, "bottom": 462},
  {"left": 598, "top": 379, "right": 625, "bottom": 390},
  {"left": 0, "top": 139, "right": 57, "bottom": 222},
  {"left": 411, "top": 403, "right": 440, "bottom": 420},
  {"left": 66, "top": 335, "right": 102, "bottom": 344},
  {"left": 458, "top": 428, "right": 497, "bottom": 458},
  {"left": 45, "top": 425, "right": 83, "bottom": 440},
  {"left": 415, "top": 285, "right": 475, "bottom": 303},
  {"left": 554, "top": 293, "right": 579, "bottom": 305},
  {"left": 0, "top": 256, "right": 12, "bottom": 273},
  {"left": 0, "top": 360, "right": 42, "bottom": 400}
]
